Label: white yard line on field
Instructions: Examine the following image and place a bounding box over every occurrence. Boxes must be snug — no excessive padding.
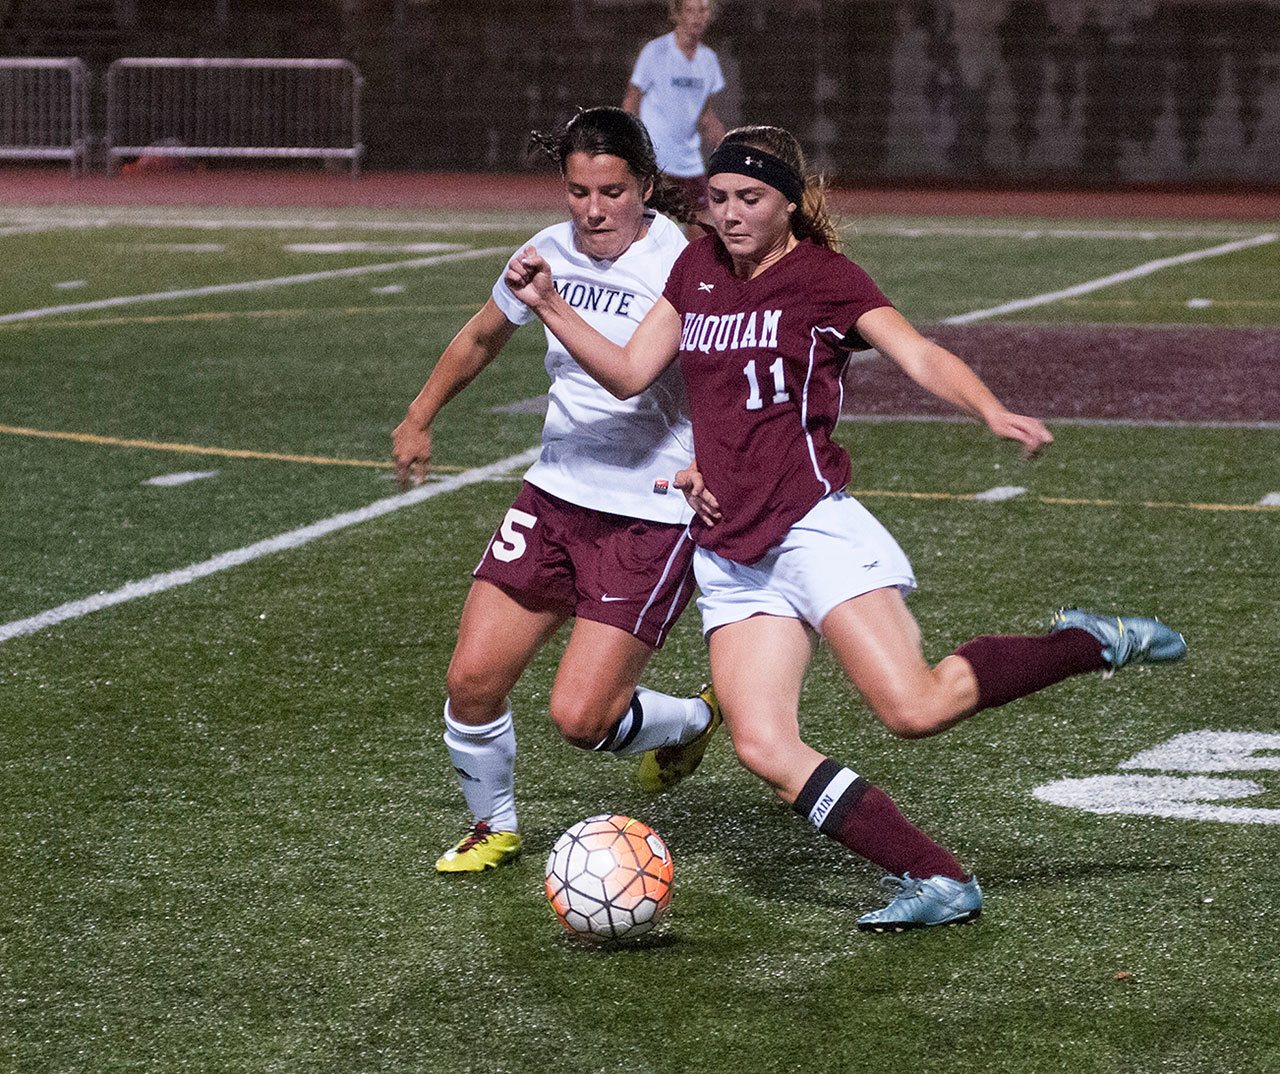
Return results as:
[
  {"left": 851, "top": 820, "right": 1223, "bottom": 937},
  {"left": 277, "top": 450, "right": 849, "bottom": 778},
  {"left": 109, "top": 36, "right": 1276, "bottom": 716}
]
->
[
  {"left": 0, "top": 211, "right": 1264, "bottom": 242},
  {"left": 0, "top": 211, "right": 548, "bottom": 233},
  {"left": 143, "top": 470, "right": 219, "bottom": 487},
  {"left": 0, "top": 223, "right": 61, "bottom": 237},
  {"left": 942, "top": 233, "right": 1278, "bottom": 325},
  {"left": 973, "top": 486, "right": 1028, "bottom": 501},
  {"left": 869, "top": 225, "right": 1266, "bottom": 241},
  {"left": 0, "top": 246, "right": 510, "bottom": 324},
  {"left": 135, "top": 243, "right": 228, "bottom": 253},
  {"left": 283, "top": 242, "right": 466, "bottom": 254},
  {"left": 0, "top": 447, "right": 541, "bottom": 645}
]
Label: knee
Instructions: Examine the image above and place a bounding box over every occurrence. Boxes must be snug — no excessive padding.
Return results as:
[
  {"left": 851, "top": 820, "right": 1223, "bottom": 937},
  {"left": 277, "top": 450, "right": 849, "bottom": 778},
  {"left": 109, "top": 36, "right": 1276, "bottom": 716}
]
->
[
  {"left": 548, "top": 690, "right": 627, "bottom": 750},
  {"left": 729, "top": 721, "right": 799, "bottom": 785},
  {"left": 444, "top": 657, "right": 508, "bottom": 722},
  {"left": 881, "top": 716, "right": 936, "bottom": 740},
  {"left": 870, "top": 690, "right": 945, "bottom": 740}
]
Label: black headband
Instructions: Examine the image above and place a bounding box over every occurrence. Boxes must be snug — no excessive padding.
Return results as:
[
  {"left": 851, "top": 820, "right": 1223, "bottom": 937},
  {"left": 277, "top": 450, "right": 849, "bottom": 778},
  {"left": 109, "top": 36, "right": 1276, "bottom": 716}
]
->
[{"left": 706, "top": 143, "right": 805, "bottom": 206}]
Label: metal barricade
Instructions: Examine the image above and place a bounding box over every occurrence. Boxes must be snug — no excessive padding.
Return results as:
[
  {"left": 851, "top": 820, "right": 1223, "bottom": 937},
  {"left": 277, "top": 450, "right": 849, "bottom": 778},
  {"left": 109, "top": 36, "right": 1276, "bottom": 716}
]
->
[
  {"left": 0, "top": 58, "right": 90, "bottom": 173},
  {"left": 106, "top": 58, "right": 364, "bottom": 176}
]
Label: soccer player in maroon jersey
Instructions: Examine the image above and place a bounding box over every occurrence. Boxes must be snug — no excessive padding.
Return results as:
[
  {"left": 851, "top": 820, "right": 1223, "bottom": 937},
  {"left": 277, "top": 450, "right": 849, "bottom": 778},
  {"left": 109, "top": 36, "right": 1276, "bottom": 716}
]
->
[{"left": 504, "top": 124, "right": 1187, "bottom": 930}]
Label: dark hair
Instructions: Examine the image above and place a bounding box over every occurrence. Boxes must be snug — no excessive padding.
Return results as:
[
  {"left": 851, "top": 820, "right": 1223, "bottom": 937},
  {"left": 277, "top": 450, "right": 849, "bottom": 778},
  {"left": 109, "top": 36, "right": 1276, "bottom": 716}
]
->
[
  {"left": 530, "top": 107, "right": 699, "bottom": 227},
  {"left": 717, "top": 125, "right": 841, "bottom": 251}
]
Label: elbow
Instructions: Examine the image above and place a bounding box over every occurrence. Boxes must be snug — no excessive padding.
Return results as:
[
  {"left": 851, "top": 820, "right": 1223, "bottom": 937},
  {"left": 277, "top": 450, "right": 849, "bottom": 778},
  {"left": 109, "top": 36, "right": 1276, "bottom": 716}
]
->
[
  {"left": 589, "top": 357, "right": 650, "bottom": 399},
  {"left": 607, "top": 379, "right": 644, "bottom": 401}
]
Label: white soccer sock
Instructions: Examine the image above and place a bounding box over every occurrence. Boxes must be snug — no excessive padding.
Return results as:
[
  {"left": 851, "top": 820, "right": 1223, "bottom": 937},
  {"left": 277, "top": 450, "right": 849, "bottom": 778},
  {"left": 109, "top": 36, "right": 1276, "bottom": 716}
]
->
[
  {"left": 595, "top": 687, "right": 711, "bottom": 757},
  {"left": 443, "top": 701, "right": 518, "bottom": 832}
]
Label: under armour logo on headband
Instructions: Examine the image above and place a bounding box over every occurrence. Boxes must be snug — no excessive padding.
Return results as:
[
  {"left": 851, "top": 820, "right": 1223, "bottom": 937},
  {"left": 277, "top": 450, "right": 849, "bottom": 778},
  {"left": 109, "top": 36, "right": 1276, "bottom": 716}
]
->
[{"left": 707, "top": 143, "right": 805, "bottom": 205}]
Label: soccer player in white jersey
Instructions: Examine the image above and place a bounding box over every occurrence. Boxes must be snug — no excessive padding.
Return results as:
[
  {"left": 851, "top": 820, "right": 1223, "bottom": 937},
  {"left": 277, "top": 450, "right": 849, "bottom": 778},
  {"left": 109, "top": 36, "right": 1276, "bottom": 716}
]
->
[
  {"left": 392, "top": 108, "right": 720, "bottom": 873},
  {"left": 624, "top": 0, "right": 726, "bottom": 218},
  {"left": 505, "top": 123, "right": 1187, "bottom": 930}
]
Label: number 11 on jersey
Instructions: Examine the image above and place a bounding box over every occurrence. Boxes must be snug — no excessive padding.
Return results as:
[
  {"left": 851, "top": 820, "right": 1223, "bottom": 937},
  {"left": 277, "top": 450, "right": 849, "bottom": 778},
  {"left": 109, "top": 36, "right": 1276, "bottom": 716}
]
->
[{"left": 743, "top": 357, "right": 790, "bottom": 411}]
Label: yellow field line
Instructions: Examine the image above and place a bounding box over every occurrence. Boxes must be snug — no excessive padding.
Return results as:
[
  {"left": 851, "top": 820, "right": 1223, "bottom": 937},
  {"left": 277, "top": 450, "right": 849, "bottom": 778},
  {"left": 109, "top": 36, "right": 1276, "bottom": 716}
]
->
[
  {"left": 850, "top": 489, "right": 958, "bottom": 502},
  {"left": 0, "top": 422, "right": 466, "bottom": 472},
  {"left": 0, "top": 423, "right": 1270, "bottom": 509},
  {"left": 850, "top": 489, "right": 1279, "bottom": 514},
  {"left": 1038, "top": 494, "right": 1278, "bottom": 512},
  {"left": 0, "top": 304, "right": 476, "bottom": 331}
]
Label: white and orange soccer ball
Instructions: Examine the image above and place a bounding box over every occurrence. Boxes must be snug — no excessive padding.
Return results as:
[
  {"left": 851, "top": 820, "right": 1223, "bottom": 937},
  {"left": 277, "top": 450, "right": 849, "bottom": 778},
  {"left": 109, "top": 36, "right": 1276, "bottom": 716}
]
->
[{"left": 544, "top": 814, "right": 674, "bottom": 942}]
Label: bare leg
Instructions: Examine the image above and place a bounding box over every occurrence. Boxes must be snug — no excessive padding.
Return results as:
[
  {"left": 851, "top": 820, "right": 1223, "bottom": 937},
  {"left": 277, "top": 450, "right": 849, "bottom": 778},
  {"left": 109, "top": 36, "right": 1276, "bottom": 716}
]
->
[
  {"left": 549, "top": 619, "right": 656, "bottom": 747},
  {"left": 439, "top": 580, "right": 568, "bottom": 835},
  {"left": 445, "top": 579, "right": 567, "bottom": 726},
  {"left": 822, "top": 587, "right": 1112, "bottom": 738},
  {"left": 551, "top": 617, "right": 714, "bottom": 755},
  {"left": 820, "top": 587, "right": 980, "bottom": 739},
  {"left": 708, "top": 612, "right": 966, "bottom": 880},
  {"left": 707, "top": 614, "right": 823, "bottom": 802}
]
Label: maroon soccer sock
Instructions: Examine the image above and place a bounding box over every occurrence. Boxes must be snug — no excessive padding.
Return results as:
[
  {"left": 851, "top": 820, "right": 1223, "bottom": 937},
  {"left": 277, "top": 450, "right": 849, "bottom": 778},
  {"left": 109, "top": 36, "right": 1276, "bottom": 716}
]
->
[
  {"left": 954, "top": 627, "right": 1107, "bottom": 711},
  {"left": 793, "top": 759, "right": 968, "bottom": 882}
]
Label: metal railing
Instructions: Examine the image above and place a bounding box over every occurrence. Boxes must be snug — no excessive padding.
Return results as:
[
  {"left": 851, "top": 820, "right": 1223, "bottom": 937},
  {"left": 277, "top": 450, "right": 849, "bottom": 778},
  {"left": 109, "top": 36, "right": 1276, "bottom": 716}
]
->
[
  {"left": 105, "top": 58, "right": 364, "bottom": 176},
  {"left": 0, "top": 57, "right": 90, "bottom": 173}
]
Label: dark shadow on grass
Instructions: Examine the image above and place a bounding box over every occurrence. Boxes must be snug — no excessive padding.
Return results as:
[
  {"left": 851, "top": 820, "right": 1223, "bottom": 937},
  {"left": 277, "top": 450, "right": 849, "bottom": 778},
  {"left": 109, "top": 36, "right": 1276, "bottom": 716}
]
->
[
  {"left": 604, "top": 785, "right": 887, "bottom": 910},
  {"left": 551, "top": 930, "right": 682, "bottom": 954}
]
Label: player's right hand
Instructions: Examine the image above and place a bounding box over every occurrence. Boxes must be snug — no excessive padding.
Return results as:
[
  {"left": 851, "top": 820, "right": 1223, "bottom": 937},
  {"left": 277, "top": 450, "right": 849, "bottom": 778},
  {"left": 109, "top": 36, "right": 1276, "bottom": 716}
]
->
[
  {"left": 675, "top": 459, "right": 721, "bottom": 527},
  {"left": 392, "top": 417, "right": 432, "bottom": 490},
  {"left": 986, "top": 409, "right": 1053, "bottom": 458},
  {"left": 504, "top": 246, "right": 554, "bottom": 308}
]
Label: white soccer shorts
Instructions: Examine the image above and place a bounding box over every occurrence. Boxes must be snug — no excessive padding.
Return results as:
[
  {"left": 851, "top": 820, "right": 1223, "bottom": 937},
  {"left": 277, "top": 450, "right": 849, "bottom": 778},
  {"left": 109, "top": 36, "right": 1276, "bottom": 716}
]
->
[{"left": 694, "top": 491, "right": 917, "bottom": 635}]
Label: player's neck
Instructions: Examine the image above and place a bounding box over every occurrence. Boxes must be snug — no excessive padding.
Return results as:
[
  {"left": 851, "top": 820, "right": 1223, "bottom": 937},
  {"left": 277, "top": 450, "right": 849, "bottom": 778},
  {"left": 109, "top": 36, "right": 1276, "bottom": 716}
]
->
[
  {"left": 673, "top": 27, "right": 701, "bottom": 56},
  {"left": 732, "top": 233, "right": 799, "bottom": 280}
]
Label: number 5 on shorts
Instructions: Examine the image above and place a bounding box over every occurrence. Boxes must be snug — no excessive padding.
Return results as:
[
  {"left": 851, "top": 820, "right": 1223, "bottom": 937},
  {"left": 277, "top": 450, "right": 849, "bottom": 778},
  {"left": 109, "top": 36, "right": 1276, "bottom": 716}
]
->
[{"left": 491, "top": 508, "right": 538, "bottom": 562}]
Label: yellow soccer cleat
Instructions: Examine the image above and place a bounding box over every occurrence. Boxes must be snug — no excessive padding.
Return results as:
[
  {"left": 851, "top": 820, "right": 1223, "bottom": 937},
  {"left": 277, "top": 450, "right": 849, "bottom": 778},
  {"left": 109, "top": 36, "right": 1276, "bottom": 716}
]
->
[
  {"left": 435, "top": 822, "right": 523, "bottom": 873},
  {"left": 637, "top": 685, "right": 722, "bottom": 793}
]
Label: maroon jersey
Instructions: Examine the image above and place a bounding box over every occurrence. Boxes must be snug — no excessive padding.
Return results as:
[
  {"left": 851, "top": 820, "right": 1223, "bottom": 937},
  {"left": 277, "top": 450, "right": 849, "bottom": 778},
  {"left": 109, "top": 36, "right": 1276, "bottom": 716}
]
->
[{"left": 663, "top": 237, "right": 893, "bottom": 564}]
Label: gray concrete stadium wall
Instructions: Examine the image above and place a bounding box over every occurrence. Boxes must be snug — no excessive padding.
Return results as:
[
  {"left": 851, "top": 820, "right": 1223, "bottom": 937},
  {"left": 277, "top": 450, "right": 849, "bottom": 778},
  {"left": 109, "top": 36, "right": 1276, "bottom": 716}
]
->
[
  {"left": 14, "top": 0, "right": 1280, "bottom": 184},
  {"left": 360, "top": 0, "right": 1280, "bottom": 184}
]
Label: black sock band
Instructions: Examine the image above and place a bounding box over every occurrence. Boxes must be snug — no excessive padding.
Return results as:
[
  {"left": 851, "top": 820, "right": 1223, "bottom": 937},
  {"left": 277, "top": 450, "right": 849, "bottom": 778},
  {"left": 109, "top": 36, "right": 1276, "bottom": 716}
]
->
[
  {"left": 793, "top": 758, "right": 870, "bottom": 835},
  {"left": 793, "top": 759, "right": 840, "bottom": 816},
  {"left": 594, "top": 693, "right": 645, "bottom": 753}
]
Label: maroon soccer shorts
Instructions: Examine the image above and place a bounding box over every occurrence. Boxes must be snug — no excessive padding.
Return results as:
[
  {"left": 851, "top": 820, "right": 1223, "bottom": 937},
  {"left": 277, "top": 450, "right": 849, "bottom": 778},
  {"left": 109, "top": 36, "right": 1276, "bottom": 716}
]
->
[{"left": 473, "top": 482, "right": 696, "bottom": 649}]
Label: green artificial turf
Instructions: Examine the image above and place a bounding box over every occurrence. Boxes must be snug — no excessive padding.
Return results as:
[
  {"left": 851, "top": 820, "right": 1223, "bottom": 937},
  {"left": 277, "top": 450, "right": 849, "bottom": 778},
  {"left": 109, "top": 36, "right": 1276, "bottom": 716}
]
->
[{"left": 1, "top": 208, "right": 1277, "bottom": 1074}]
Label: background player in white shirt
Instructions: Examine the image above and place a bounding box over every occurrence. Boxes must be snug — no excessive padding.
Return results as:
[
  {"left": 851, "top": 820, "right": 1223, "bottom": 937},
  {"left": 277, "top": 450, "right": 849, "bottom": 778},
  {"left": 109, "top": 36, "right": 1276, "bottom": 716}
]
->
[
  {"left": 392, "top": 108, "right": 720, "bottom": 873},
  {"left": 624, "top": 0, "right": 726, "bottom": 216}
]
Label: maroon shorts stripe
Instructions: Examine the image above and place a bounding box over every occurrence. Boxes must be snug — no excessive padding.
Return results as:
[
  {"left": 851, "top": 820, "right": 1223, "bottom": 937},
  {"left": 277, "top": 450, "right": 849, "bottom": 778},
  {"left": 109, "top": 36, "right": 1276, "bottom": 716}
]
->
[{"left": 632, "top": 526, "right": 697, "bottom": 648}]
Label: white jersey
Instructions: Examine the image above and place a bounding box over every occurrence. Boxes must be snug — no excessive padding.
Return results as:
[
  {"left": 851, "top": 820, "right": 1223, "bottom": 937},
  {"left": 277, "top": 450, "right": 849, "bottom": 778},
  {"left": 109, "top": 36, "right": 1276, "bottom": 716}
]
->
[
  {"left": 491, "top": 211, "right": 694, "bottom": 525},
  {"left": 630, "top": 32, "right": 725, "bottom": 177}
]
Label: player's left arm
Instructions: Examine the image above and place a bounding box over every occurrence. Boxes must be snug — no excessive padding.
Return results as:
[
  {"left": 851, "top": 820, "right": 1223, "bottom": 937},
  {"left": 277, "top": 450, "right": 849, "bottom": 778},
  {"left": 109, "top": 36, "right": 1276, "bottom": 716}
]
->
[
  {"left": 855, "top": 305, "right": 1053, "bottom": 456},
  {"left": 697, "top": 97, "right": 727, "bottom": 149}
]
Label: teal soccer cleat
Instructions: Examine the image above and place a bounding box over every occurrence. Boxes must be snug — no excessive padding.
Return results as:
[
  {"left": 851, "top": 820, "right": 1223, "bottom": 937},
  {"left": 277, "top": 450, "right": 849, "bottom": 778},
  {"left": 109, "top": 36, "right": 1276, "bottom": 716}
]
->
[
  {"left": 1050, "top": 608, "right": 1187, "bottom": 669},
  {"left": 856, "top": 873, "right": 983, "bottom": 933}
]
